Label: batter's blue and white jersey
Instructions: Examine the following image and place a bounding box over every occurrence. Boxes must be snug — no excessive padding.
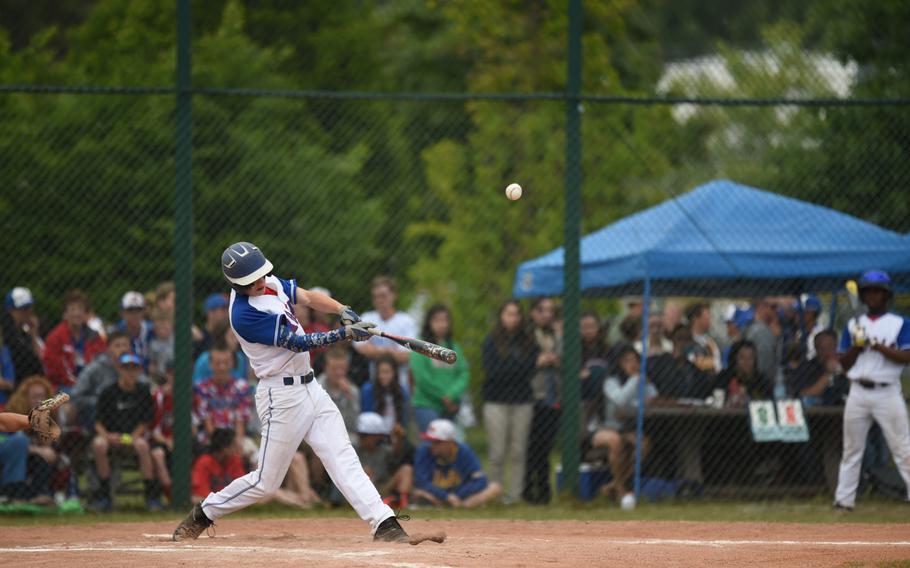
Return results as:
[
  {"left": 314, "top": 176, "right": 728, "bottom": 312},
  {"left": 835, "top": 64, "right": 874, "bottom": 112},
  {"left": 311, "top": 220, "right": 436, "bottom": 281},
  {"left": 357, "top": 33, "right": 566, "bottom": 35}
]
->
[
  {"left": 229, "top": 275, "right": 311, "bottom": 379},
  {"left": 840, "top": 312, "right": 910, "bottom": 384}
]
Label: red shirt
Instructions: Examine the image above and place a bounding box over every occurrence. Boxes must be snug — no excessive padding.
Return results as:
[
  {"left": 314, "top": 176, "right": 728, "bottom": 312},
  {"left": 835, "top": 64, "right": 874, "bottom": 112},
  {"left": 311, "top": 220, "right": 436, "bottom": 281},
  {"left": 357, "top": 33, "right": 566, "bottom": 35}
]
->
[
  {"left": 42, "top": 322, "right": 106, "bottom": 388},
  {"left": 191, "top": 453, "right": 246, "bottom": 499},
  {"left": 152, "top": 387, "right": 174, "bottom": 440}
]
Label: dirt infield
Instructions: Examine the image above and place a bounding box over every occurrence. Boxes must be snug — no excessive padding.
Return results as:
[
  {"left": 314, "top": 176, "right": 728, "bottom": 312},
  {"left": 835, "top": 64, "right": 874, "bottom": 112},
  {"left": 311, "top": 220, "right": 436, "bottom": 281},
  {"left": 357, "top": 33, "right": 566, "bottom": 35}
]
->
[{"left": 1, "top": 517, "right": 909, "bottom": 567}]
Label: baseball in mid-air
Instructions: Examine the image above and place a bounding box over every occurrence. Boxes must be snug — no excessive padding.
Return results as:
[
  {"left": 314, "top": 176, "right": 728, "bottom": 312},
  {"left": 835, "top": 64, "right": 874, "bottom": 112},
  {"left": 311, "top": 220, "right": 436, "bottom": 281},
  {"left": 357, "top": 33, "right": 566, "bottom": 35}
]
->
[{"left": 505, "top": 183, "right": 523, "bottom": 201}]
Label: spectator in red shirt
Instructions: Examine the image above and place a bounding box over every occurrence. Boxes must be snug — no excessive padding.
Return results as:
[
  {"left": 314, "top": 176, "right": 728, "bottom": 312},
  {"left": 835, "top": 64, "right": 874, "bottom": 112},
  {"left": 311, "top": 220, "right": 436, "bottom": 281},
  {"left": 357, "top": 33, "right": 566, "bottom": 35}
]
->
[
  {"left": 151, "top": 363, "right": 175, "bottom": 500},
  {"left": 43, "top": 290, "right": 106, "bottom": 391},
  {"left": 192, "top": 428, "right": 245, "bottom": 503},
  {"left": 193, "top": 341, "right": 252, "bottom": 451}
]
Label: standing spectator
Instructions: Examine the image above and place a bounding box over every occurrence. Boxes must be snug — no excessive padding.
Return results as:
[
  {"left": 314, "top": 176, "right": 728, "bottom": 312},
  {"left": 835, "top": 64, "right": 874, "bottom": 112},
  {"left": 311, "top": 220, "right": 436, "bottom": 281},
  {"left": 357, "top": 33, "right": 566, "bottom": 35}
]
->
[
  {"left": 588, "top": 344, "right": 657, "bottom": 502},
  {"left": 413, "top": 419, "right": 501, "bottom": 508},
  {"left": 716, "top": 340, "right": 772, "bottom": 407},
  {"left": 744, "top": 298, "right": 781, "bottom": 392},
  {"left": 43, "top": 290, "right": 106, "bottom": 391},
  {"left": 687, "top": 303, "right": 722, "bottom": 374},
  {"left": 481, "top": 300, "right": 537, "bottom": 505},
  {"left": 148, "top": 309, "right": 174, "bottom": 381},
  {"left": 410, "top": 304, "right": 469, "bottom": 434},
  {"left": 72, "top": 331, "right": 132, "bottom": 432},
  {"left": 150, "top": 363, "right": 175, "bottom": 501},
  {"left": 524, "top": 298, "right": 561, "bottom": 505},
  {"left": 662, "top": 301, "right": 684, "bottom": 340},
  {"left": 193, "top": 341, "right": 253, "bottom": 450},
  {"left": 354, "top": 412, "right": 413, "bottom": 508},
  {"left": 90, "top": 353, "right": 159, "bottom": 511},
  {"left": 6, "top": 376, "right": 60, "bottom": 502},
  {"left": 580, "top": 311, "right": 609, "bottom": 432},
  {"left": 360, "top": 354, "right": 408, "bottom": 434},
  {"left": 192, "top": 321, "right": 249, "bottom": 385},
  {"left": 316, "top": 346, "right": 361, "bottom": 437},
  {"left": 353, "top": 277, "right": 418, "bottom": 393},
  {"left": 193, "top": 293, "right": 230, "bottom": 360},
  {"left": 833, "top": 270, "right": 910, "bottom": 510},
  {"left": 191, "top": 428, "right": 245, "bottom": 503},
  {"left": 114, "top": 291, "right": 154, "bottom": 368},
  {"left": 2, "top": 288, "right": 44, "bottom": 381}
]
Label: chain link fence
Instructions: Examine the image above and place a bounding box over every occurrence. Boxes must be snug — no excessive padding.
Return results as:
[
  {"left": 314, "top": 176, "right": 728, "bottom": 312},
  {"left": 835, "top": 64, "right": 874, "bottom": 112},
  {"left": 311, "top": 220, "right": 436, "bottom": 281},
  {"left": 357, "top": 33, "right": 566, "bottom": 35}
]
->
[{"left": 0, "top": 0, "right": 908, "bottom": 513}]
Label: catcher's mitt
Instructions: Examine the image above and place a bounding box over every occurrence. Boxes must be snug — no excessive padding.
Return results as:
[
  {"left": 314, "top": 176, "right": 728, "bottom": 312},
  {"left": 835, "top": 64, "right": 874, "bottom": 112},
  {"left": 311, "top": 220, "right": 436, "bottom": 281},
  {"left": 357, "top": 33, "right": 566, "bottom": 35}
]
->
[{"left": 28, "top": 392, "right": 69, "bottom": 444}]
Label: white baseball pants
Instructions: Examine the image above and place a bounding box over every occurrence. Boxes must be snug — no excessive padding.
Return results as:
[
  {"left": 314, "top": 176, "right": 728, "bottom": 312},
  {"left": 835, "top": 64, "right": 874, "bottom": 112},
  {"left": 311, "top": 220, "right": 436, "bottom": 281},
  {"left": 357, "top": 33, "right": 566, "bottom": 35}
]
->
[
  {"left": 201, "top": 377, "right": 394, "bottom": 533},
  {"left": 834, "top": 382, "right": 910, "bottom": 507}
]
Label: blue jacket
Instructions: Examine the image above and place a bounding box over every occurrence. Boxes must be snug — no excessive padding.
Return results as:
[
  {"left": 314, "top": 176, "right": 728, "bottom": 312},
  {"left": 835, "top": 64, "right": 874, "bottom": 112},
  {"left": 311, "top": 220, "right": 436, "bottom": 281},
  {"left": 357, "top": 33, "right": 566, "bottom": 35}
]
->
[{"left": 414, "top": 442, "right": 488, "bottom": 501}]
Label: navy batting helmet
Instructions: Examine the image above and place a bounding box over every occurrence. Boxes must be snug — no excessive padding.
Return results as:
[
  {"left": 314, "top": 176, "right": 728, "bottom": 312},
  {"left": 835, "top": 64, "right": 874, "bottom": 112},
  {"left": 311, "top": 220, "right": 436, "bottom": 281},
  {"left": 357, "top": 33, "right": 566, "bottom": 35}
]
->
[
  {"left": 858, "top": 270, "right": 892, "bottom": 294},
  {"left": 221, "top": 242, "right": 273, "bottom": 286}
]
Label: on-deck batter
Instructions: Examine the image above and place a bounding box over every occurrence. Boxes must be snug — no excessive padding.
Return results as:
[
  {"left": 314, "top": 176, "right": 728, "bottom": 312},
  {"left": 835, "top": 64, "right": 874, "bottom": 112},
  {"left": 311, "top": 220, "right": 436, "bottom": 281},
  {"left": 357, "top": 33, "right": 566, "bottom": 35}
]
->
[
  {"left": 833, "top": 270, "right": 910, "bottom": 510},
  {"left": 173, "top": 241, "right": 408, "bottom": 542}
]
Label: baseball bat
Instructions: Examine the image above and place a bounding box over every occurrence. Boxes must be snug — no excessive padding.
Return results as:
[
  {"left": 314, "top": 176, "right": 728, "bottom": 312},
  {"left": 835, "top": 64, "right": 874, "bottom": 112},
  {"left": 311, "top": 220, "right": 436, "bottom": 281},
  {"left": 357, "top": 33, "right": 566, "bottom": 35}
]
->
[
  {"left": 845, "top": 279, "right": 861, "bottom": 316},
  {"left": 367, "top": 328, "right": 457, "bottom": 364}
]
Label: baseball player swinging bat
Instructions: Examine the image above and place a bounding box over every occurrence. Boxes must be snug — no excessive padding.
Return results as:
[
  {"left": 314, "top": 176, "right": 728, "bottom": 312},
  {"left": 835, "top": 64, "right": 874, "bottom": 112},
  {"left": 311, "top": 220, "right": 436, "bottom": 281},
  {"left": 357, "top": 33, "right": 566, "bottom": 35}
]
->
[{"left": 368, "top": 328, "right": 457, "bottom": 364}]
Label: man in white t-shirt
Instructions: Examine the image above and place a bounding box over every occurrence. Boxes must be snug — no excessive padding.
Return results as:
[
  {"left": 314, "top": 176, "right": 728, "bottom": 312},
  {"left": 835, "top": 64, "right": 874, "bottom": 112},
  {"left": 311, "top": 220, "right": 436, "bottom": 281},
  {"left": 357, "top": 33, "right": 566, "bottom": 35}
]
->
[
  {"left": 833, "top": 270, "right": 910, "bottom": 511},
  {"left": 354, "top": 277, "right": 418, "bottom": 393}
]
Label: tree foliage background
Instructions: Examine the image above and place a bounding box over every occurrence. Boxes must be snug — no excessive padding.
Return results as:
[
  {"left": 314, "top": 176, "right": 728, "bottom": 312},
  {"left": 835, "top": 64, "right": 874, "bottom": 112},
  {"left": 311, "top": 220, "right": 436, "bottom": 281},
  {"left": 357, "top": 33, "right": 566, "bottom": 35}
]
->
[{"left": 1, "top": 0, "right": 907, "bottom": 381}]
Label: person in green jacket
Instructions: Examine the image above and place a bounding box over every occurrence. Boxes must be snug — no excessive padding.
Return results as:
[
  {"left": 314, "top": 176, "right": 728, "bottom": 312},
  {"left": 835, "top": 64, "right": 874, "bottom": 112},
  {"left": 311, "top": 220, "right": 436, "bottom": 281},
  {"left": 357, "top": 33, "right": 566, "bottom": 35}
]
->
[{"left": 411, "top": 304, "right": 469, "bottom": 435}]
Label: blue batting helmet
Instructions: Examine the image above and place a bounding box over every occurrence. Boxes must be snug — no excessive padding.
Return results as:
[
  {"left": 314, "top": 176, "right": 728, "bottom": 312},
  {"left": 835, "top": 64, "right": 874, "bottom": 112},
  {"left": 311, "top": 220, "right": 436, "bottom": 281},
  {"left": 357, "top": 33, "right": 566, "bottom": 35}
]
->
[
  {"left": 221, "top": 242, "right": 273, "bottom": 286},
  {"left": 858, "top": 270, "right": 892, "bottom": 294}
]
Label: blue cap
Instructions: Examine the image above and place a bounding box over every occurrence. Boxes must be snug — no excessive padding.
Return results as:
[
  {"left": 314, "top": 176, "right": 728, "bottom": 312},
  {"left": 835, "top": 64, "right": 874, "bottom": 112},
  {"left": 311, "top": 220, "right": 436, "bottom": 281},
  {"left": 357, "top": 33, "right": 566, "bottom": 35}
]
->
[
  {"left": 204, "top": 293, "right": 229, "bottom": 312},
  {"left": 859, "top": 270, "right": 892, "bottom": 293},
  {"left": 732, "top": 307, "right": 754, "bottom": 330},
  {"left": 793, "top": 294, "right": 822, "bottom": 313},
  {"left": 5, "top": 287, "right": 34, "bottom": 309},
  {"left": 119, "top": 353, "right": 143, "bottom": 367}
]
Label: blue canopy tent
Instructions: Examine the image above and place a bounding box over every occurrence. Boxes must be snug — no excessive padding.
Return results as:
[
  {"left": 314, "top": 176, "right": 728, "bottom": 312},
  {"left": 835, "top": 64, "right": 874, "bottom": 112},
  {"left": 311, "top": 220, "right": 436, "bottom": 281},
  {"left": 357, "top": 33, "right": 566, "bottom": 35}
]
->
[{"left": 513, "top": 179, "right": 910, "bottom": 500}]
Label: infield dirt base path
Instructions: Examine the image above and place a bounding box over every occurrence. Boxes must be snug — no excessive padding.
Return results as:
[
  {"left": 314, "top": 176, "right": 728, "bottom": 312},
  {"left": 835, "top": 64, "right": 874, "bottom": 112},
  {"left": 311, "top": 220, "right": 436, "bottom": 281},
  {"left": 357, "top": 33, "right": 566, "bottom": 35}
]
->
[{"left": 2, "top": 518, "right": 909, "bottom": 567}]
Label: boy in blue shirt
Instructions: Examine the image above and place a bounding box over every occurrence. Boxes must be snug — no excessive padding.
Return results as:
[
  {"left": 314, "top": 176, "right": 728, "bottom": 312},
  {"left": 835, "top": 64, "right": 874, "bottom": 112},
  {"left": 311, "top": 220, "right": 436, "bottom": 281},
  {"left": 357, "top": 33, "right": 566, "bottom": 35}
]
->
[{"left": 414, "top": 419, "right": 501, "bottom": 508}]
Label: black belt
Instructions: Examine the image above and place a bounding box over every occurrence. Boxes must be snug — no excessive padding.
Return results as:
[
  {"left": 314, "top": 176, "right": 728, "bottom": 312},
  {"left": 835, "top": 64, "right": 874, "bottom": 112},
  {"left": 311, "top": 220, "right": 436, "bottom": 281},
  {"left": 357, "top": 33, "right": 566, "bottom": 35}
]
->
[
  {"left": 856, "top": 379, "right": 890, "bottom": 389},
  {"left": 283, "top": 371, "right": 315, "bottom": 386}
]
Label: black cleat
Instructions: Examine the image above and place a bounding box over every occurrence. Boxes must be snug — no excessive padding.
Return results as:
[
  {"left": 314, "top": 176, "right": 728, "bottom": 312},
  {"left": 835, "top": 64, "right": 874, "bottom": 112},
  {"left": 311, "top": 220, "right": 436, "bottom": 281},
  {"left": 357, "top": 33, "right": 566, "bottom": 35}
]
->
[
  {"left": 172, "top": 503, "right": 214, "bottom": 541},
  {"left": 374, "top": 515, "right": 409, "bottom": 542},
  {"left": 832, "top": 501, "right": 853, "bottom": 512}
]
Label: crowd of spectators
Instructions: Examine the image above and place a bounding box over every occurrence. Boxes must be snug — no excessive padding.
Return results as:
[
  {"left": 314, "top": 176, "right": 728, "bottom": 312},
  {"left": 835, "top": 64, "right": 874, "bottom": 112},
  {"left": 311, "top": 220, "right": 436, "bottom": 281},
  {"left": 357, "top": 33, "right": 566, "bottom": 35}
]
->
[{"left": 0, "top": 274, "right": 864, "bottom": 512}]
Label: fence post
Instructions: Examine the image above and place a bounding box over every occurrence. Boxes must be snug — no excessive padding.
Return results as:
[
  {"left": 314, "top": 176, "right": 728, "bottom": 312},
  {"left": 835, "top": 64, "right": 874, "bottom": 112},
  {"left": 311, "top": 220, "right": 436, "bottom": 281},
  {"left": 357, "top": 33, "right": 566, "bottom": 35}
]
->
[
  {"left": 560, "top": 0, "right": 583, "bottom": 497},
  {"left": 171, "top": 0, "right": 194, "bottom": 509}
]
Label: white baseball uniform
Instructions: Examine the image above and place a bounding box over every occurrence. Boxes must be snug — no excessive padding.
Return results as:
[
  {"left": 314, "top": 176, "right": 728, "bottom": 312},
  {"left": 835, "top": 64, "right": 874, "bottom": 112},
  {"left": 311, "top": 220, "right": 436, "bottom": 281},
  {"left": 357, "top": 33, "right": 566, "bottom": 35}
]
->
[
  {"left": 834, "top": 312, "right": 910, "bottom": 507},
  {"left": 199, "top": 275, "right": 394, "bottom": 532}
]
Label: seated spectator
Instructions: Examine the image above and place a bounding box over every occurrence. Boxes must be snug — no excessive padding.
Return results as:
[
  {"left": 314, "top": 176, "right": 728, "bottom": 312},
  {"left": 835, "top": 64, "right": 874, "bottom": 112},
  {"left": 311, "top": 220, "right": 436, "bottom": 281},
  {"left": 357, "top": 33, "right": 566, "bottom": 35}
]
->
[
  {"left": 6, "top": 376, "right": 61, "bottom": 502},
  {"left": 90, "top": 353, "right": 160, "bottom": 511},
  {"left": 43, "top": 290, "right": 106, "bottom": 392},
  {"left": 354, "top": 412, "right": 413, "bottom": 509},
  {"left": 112, "top": 291, "right": 153, "bottom": 368},
  {"left": 587, "top": 344, "right": 657, "bottom": 502},
  {"left": 191, "top": 428, "right": 245, "bottom": 503},
  {"left": 633, "top": 314, "right": 673, "bottom": 357},
  {"left": 151, "top": 363, "right": 175, "bottom": 501},
  {"left": 360, "top": 354, "right": 409, "bottom": 434},
  {"left": 686, "top": 302, "right": 722, "bottom": 374},
  {"left": 722, "top": 304, "right": 753, "bottom": 367},
  {"left": 193, "top": 341, "right": 253, "bottom": 458},
  {"left": 580, "top": 311, "right": 609, "bottom": 431},
  {"left": 0, "top": 428, "right": 29, "bottom": 502},
  {"left": 0, "top": 329, "right": 16, "bottom": 406},
  {"left": 413, "top": 419, "right": 501, "bottom": 508},
  {"left": 192, "top": 293, "right": 230, "bottom": 360},
  {"left": 72, "top": 331, "right": 132, "bottom": 432},
  {"left": 785, "top": 330, "right": 847, "bottom": 407},
  {"left": 2, "top": 287, "right": 44, "bottom": 382},
  {"left": 618, "top": 315, "right": 641, "bottom": 346},
  {"left": 316, "top": 346, "right": 360, "bottom": 437},
  {"left": 716, "top": 340, "right": 772, "bottom": 407},
  {"left": 649, "top": 326, "right": 715, "bottom": 400},
  {"left": 148, "top": 309, "right": 174, "bottom": 382},
  {"left": 192, "top": 321, "right": 249, "bottom": 385},
  {"left": 411, "top": 303, "right": 469, "bottom": 434}
]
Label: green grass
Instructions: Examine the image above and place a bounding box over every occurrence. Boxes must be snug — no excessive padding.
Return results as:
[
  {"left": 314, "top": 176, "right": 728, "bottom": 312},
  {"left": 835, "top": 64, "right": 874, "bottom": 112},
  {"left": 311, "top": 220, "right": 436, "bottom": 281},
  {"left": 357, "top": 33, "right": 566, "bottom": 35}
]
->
[{"left": 0, "top": 496, "right": 907, "bottom": 527}]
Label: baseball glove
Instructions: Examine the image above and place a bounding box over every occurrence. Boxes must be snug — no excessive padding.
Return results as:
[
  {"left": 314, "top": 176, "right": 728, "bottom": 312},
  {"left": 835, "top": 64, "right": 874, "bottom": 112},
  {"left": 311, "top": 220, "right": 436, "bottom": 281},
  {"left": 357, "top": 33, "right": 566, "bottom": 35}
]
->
[{"left": 28, "top": 392, "right": 69, "bottom": 445}]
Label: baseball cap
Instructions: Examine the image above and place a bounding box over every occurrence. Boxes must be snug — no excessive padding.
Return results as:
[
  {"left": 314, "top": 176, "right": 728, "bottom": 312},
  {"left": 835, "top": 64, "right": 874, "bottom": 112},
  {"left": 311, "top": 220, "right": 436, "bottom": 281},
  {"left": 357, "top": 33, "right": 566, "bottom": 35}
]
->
[
  {"left": 356, "top": 412, "right": 389, "bottom": 436},
  {"left": 6, "top": 287, "right": 34, "bottom": 309},
  {"left": 795, "top": 294, "right": 822, "bottom": 313},
  {"left": 121, "top": 291, "right": 146, "bottom": 310},
  {"left": 204, "top": 293, "right": 229, "bottom": 312},
  {"left": 723, "top": 304, "right": 738, "bottom": 323},
  {"left": 732, "top": 307, "right": 754, "bottom": 330},
  {"left": 421, "top": 419, "right": 457, "bottom": 442},
  {"left": 119, "top": 353, "right": 143, "bottom": 367},
  {"left": 859, "top": 270, "right": 892, "bottom": 293}
]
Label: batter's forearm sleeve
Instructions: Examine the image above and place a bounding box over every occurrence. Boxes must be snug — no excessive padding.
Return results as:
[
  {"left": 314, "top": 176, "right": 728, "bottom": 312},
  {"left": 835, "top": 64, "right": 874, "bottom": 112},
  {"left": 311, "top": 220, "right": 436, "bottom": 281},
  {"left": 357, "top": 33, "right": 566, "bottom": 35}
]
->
[{"left": 276, "top": 324, "right": 348, "bottom": 353}]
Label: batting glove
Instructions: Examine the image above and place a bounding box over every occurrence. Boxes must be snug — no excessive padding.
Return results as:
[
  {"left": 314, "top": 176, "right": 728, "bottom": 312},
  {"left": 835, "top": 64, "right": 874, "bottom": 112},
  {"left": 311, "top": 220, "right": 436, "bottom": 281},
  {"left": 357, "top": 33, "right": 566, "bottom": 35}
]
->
[
  {"left": 339, "top": 305, "right": 361, "bottom": 326},
  {"left": 345, "top": 321, "right": 376, "bottom": 342}
]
